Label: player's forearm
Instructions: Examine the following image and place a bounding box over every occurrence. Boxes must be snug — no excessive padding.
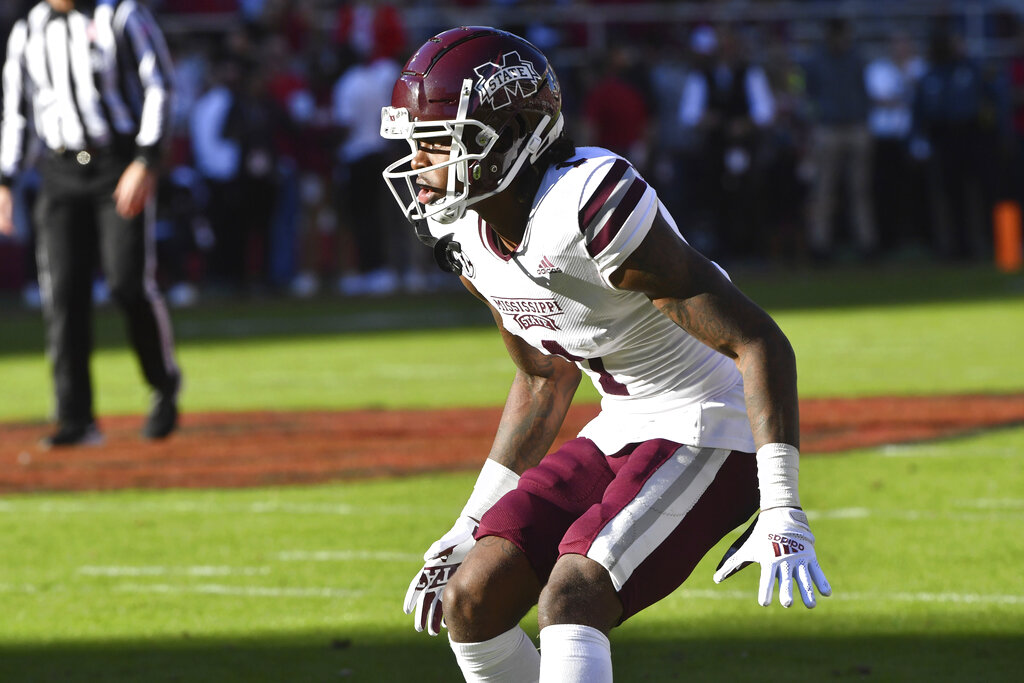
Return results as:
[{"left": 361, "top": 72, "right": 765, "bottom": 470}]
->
[
  {"left": 735, "top": 331, "right": 800, "bottom": 451},
  {"left": 736, "top": 331, "right": 803, "bottom": 511},
  {"left": 486, "top": 367, "right": 580, "bottom": 475},
  {"left": 650, "top": 284, "right": 800, "bottom": 449}
]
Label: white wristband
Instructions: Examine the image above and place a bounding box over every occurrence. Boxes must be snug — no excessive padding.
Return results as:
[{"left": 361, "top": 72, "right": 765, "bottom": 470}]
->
[
  {"left": 460, "top": 459, "right": 521, "bottom": 522},
  {"left": 756, "top": 443, "right": 801, "bottom": 510}
]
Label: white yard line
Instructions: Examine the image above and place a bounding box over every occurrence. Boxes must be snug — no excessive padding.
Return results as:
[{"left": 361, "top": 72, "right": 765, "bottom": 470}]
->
[
  {"left": 77, "top": 566, "right": 271, "bottom": 577},
  {"left": 807, "top": 507, "right": 1024, "bottom": 522},
  {"left": 114, "top": 583, "right": 363, "bottom": 598},
  {"left": 4, "top": 497, "right": 1020, "bottom": 523},
  {"left": 881, "top": 445, "right": 1021, "bottom": 458},
  {"left": 0, "top": 500, "right": 420, "bottom": 515},
  {"left": 1, "top": 581, "right": 1018, "bottom": 606},
  {"left": 276, "top": 550, "right": 423, "bottom": 562},
  {"left": 952, "top": 498, "right": 1024, "bottom": 509},
  {"left": 676, "top": 589, "right": 1024, "bottom": 606}
]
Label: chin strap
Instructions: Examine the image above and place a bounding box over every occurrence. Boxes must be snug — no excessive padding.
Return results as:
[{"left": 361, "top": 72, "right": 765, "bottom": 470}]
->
[
  {"left": 434, "top": 234, "right": 464, "bottom": 275},
  {"left": 412, "top": 220, "right": 438, "bottom": 248},
  {"left": 412, "top": 220, "right": 463, "bottom": 275}
]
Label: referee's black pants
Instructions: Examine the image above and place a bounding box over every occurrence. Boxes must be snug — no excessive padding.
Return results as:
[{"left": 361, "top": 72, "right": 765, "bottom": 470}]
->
[{"left": 34, "top": 150, "right": 179, "bottom": 428}]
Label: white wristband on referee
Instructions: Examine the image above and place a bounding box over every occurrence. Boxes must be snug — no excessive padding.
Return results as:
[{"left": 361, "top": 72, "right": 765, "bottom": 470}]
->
[
  {"left": 756, "top": 443, "right": 801, "bottom": 510},
  {"left": 460, "top": 459, "right": 521, "bottom": 522}
]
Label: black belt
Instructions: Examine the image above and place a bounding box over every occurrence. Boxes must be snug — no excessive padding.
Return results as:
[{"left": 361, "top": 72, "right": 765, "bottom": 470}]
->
[
  {"left": 49, "top": 143, "right": 128, "bottom": 166},
  {"left": 50, "top": 147, "right": 103, "bottom": 166}
]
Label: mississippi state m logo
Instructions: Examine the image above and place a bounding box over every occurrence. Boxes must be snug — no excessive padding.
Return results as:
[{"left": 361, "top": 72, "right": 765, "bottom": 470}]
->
[{"left": 474, "top": 52, "right": 540, "bottom": 110}]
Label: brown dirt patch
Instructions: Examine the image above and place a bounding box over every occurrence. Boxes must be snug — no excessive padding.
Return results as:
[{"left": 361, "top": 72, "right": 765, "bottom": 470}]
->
[{"left": 1, "top": 394, "right": 1023, "bottom": 493}]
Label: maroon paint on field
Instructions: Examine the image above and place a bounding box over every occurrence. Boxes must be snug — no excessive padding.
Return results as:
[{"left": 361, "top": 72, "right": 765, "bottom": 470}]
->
[{"left": 0, "top": 394, "right": 1022, "bottom": 493}]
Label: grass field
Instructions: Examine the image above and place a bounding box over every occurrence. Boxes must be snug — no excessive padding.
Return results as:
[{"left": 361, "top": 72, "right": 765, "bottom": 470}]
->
[{"left": 1, "top": 263, "right": 1023, "bottom": 682}]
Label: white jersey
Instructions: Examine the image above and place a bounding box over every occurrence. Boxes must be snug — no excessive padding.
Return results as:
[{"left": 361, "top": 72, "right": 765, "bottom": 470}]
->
[{"left": 429, "top": 147, "right": 755, "bottom": 454}]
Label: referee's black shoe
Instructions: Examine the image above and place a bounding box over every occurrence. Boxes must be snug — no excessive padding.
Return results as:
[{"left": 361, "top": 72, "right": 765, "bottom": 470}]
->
[
  {"left": 144, "top": 373, "right": 181, "bottom": 440},
  {"left": 40, "top": 422, "right": 105, "bottom": 449}
]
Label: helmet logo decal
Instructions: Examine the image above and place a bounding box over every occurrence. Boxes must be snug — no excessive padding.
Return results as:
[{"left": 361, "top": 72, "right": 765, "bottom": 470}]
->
[{"left": 473, "top": 51, "right": 540, "bottom": 110}]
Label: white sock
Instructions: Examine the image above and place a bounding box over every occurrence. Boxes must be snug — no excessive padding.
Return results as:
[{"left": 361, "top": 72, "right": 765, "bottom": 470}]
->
[
  {"left": 538, "top": 624, "right": 613, "bottom": 683},
  {"left": 449, "top": 626, "right": 540, "bottom": 682}
]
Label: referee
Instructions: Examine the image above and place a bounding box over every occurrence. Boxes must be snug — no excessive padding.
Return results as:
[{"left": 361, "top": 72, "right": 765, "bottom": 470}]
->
[{"left": 0, "top": 0, "right": 182, "bottom": 447}]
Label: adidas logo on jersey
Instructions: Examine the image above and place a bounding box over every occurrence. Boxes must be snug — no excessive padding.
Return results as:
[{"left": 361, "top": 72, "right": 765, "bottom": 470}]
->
[{"left": 537, "top": 256, "right": 561, "bottom": 276}]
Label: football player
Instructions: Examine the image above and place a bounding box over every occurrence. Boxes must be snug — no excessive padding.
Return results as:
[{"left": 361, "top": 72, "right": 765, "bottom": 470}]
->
[{"left": 381, "top": 27, "right": 831, "bottom": 683}]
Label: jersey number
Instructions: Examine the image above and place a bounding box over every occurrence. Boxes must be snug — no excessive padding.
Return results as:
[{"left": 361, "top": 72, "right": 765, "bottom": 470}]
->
[{"left": 541, "top": 340, "right": 629, "bottom": 396}]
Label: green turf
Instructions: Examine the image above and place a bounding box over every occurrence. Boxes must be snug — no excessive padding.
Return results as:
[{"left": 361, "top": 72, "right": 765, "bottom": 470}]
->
[
  {"left": 0, "top": 263, "right": 1023, "bottom": 681},
  {"left": 0, "top": 427, "right": 1021, "bottom": 681},
  {"left": 0, "top": 264, "right": 1022, "bottom": 420}
]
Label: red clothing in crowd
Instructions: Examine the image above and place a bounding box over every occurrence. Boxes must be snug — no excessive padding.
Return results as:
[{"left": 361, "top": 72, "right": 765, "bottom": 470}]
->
[
  {"left": 334, "top": 3, "right": 406, "bottom": 60},
  {"left": 1010, "top": 57, "right": 1024, "bottom": 134},
  {"left": 584, "top": 76, "right": 649, "bottom": 156}
]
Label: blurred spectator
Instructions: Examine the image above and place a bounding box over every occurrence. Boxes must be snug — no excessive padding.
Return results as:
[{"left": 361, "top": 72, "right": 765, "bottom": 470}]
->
[
  {"left": 1006, "top": 16, "right": 1024, "bottom": 211},
  {"left": 583, "top": 44, "right": 650, "bottom": 167},
  {"left": 913, "top": 24, "right": 996, "bottom": 261},
  {"left": 7, "top": 1, "right": 1019, "bottom": 308},
  {"left": 255, "top": 0, "right": 317, "bottom": 55},
  {"left": 760, "top": 31, "right": 812, "bottom": 263},
  {"left": 333, "top": 1, "right": 407, "bottom": 65},
  {"left": 326, "top": 1, "right": 432, "bottom": 295},
  {"left": 236, "top": 59, "right": 287, "bottom": 291},
  {"left": 261, "top": 33, "right": 340, "bottom": 297},
  {"left": 168, "top": 37, "right": 212, "bottom": 159},
  {"left": 190, "top": 56, "right": 245, "bottom": 291},
  {"left": 804, "top": 18, "right": 877, "bottom": 262},
  {"left": 331, "top": 51, "right": 405, "bottom": 295},
  {"left": 155, "top": 166, "right": 209, "bottom": 308},
  {"left": 190, "top": 52, "right": 284, "bottom": 293},
  {"left": 645, "top": 33, "right": 695, "bottom": 230},
  {"left": 679, "top": 25, "right": 775, "bottom": 261},
  {"left": 865, "top": 32, "right": 928, "bottom": 255}
]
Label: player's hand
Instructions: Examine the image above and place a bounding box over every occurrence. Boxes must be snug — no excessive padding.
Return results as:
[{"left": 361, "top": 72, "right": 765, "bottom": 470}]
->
[
  {"left": 713, "top": 507, "right": 831, "bottom": 608},
  {"left": 0, "top": 186, "right": 15, "bottom": 236},
  {"left": 403, "top": 515, "right": 477, "bottom": 636},
  {"left": 113, "top": 160, "right": 156, "bottom": 218}
]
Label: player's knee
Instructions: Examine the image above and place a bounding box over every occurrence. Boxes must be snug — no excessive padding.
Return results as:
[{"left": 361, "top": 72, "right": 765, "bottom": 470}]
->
[
  {"left": 445, "top": 537, "right": 541, "bottom": 641},
  {"left": 538, "top": 554, "right": 621, "bottom": 632},
  {"left": 443, "top": 556, "right": 496, "bottom": 634}
]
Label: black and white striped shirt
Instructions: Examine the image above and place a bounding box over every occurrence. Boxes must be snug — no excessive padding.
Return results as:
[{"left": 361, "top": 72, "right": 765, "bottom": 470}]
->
[{"left": 0, "top": 0, "right": 174, "bottom": 185}]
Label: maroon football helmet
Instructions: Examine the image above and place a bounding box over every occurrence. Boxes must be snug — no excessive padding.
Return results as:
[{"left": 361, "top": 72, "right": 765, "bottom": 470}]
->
[{"left": 381, "top": 27, "right": 564, "bottom": 224}]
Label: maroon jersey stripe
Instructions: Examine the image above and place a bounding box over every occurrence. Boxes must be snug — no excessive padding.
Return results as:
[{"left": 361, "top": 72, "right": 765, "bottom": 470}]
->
[
  {"left": 542, "top": 339, "right": 583, "bottom": 361},
  {"left": 479, "top": 217, "right": 515, "bottom": 261},
  {"left": 586, "top": 177, "right": 648, "bottom": 257},
  {"left": 589, "top": 356, "right": 629, "bottom": 396},
  {"left": 542, "top": 341, "right": 630, "bottom": 396},
  {"left": 578, "top": 159, "right": 629, "bottom": 231}
]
